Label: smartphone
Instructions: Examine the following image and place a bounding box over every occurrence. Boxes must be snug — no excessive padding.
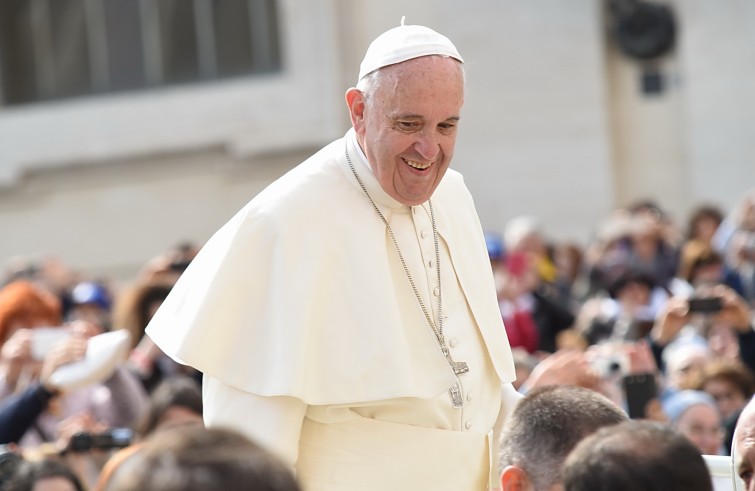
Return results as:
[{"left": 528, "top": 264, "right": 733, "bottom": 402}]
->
[
  {"left": 622, "top": 373, "right": 657, "bottom": 419},
  {"left": 31, "top": 328, "right": 70, "bottom": 360},
  {"left": 66, "top": 428, "right": 133, "bottom": 453},
  {"left": 687, "top": 296, "right": 723, "bottom": 314}
]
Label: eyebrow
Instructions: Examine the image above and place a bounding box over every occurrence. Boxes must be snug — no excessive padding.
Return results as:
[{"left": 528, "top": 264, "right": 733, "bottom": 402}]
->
[{"left": 394, "top": 114, "right": 461, "bottom": 122}]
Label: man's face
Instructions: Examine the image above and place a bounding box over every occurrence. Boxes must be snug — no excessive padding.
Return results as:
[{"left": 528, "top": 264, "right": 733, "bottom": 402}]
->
[
  {"left": 348, "top": 56, "right": 464, "bottom": 206},
  {"left": 705, "top": 378, "right": 747, "bottom": 421},
  {"left": 735, "top": 406, "right": 755, "bottom": 490}
]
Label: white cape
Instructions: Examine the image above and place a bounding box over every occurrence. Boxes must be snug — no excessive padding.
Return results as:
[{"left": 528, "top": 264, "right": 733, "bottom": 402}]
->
[{"left": 146, "top": 132, "right": 515, "bottom": 404}]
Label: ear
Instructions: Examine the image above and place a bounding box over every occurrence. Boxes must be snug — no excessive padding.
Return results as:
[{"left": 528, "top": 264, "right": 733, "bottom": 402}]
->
[
  {"left": 500, "top": 465, "right": 531, "bottom": 491},
  {"left": 345, "top": 87, "right": 366, "bottom": 133}
]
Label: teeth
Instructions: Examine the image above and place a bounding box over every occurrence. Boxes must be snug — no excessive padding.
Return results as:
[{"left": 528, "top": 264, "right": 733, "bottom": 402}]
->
[{"left": 405, "top": 159, "right": 431, "bottom": 170}]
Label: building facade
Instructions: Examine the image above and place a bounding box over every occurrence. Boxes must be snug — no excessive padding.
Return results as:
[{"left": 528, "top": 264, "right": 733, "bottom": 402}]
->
[{"left": 0, "top": 0, "right": 753, "bottom": 282}]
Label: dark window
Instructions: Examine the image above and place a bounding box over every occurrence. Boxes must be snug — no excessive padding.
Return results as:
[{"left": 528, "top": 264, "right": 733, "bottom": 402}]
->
[{"left": 0, "top": 0, "right": 282, "bottom": 106}]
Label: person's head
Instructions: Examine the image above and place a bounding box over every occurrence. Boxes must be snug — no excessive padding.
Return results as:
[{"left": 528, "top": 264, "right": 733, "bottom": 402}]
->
[
  {"left": 0, "top": 281, "right": 62, "bottom": 346},
  {"left": 135, "top": 376, "right": 203, "bottom": 437},
  {"left": 68, "top": 281, "right": 113, "bottom": 330},
  {"left": 504, "top": 216, "right": 547, "bottom": 257},
  {"left": 663, "top": 336, "right": 713, "bottom": 390},
  {"left": 697, "top": 361, "right": 755, "bottom": 422},
  {"left": 102, "top": 426, "right": 301, "bottom": 491},
  {"left": 678, "top": 242, "right": 725, "bottom": 287},
  {"left": 734, "top": 189, "right": 755, "bottom": 232},
  {"left": 499, "top": 385, "right": 627, "bottom": 491},
  {"left": 345, "top": 23, "right": 464, "bottom": 206},
  {"left": 485, "top": 232, "right": 506, "bottom": 268},
  {"left": 734, "top": 396, "right": 755, "bottom": 490},
  {"left": 662, "top": 390, "right": 723, "bottom": 455},
  {"left": 687, "top": 205, "right": 724, "bottom": 243},
  {"left": 562, "top": 420, "right": 713, "bottom": 491},
  {"left": 5, "top": 458, "right": 85, "bottom": 491},
  {"left": 111, "top": 280, "right": 172, "bottom": 349},
  {"left": 604, "top": 265, "right": 655, "bottom": 307}
]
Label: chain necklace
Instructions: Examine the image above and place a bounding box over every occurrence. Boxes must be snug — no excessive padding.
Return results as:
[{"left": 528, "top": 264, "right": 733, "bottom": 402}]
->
[{"left": 345, "top": 143, "right": 468, "bottom": 408}]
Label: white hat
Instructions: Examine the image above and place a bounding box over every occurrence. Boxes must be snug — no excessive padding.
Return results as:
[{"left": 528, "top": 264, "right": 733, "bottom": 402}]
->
[
  {"left": 357, "top": 18, "right": 463, "bottom": 82},
  {"left": 47, "top": 329, "right": 131, "bottom": 391}
]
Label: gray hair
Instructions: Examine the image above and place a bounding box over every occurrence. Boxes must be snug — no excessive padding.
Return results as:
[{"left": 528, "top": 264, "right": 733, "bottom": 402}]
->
[
  {"left": 563, "top": 421, "right": 713, "bottom": 491},
  {"left": 355, "top": 55, "right": 466, "bottom": 107},
  {"left": 499, "top": 385, "right": 627, "bottom": 491}
]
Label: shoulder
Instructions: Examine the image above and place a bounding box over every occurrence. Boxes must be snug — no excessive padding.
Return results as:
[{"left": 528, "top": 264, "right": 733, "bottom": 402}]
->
[
  {"left": 225, "top": 138, "right": 372, "bottom": 246},
  {"left": 433, "top": 168, "right": 476, "bottom": 213}
]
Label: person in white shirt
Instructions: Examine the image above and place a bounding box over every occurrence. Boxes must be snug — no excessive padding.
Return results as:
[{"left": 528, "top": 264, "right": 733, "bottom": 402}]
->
[{"left": 146, "top": 20, "right": 518, "bottom": 491}]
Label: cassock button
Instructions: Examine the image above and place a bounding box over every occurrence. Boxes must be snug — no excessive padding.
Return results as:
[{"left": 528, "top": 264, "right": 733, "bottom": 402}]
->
[
  {"left": 464, "top": 420, "right": 472, "bottom": 430},
  {"left": 421, "top": 229, "right": 428, "bottom": 239},
  {"left": 433, "top": 287, "right": 440, "bottom": 297},
  {"left": 428, "top": 259, "right": 434, "bottom": 269},
  {"left": 449, "top": 338, "right": 459, "bottom": 348},
  {"left": 466, "top": 393, "right": 473, "bottom": 402}
]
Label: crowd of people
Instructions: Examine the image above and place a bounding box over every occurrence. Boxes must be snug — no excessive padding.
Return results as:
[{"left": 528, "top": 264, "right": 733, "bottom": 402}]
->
[
  {"left": 0, "top": 18, "right": 753, "bottom": 491},
  {"left": 0, "top": 188, "right": 750, "bottom": 489}
]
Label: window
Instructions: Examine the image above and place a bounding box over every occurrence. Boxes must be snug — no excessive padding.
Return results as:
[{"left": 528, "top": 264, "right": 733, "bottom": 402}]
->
[{"left": 0, "top": 0, "right": 281, "bottom": 106}]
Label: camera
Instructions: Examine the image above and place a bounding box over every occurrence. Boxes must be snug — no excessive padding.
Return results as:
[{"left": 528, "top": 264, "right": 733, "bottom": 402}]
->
[
  {"left": 66, "top": 428, "right": 133, "bottom": 453},
  {"left": 30, "top": 327, "right": 70, "bottom": 361},
  {"left": 589, "top": 349, "right": 629, "bottom": 379},
  {"left": 687, "top": 296, "right": 723, "bottom": 314}
]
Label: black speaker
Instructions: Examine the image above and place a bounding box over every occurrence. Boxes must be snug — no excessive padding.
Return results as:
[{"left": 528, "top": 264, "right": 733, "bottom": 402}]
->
[{"left": 609, "top": 0, "right": 676, "bottom": 60}]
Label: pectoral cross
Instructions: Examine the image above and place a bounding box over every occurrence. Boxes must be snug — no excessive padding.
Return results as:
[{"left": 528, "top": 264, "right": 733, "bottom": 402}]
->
[
  {"left": 449, "top": 382, "right": 464, "bottom": 409},
  {"left": 441, "top": 345, "right": 469, "bottom": 375}
]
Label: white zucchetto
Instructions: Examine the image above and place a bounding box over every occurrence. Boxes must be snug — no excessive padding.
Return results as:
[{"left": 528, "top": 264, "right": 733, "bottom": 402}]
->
[{"left": 357, "top": 19, "right": 464, "bottom": 82}]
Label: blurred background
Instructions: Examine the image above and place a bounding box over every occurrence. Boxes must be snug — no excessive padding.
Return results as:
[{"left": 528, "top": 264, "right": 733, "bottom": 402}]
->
[{"left": 0, "top": 0, "right": 753, "bottom": 283}]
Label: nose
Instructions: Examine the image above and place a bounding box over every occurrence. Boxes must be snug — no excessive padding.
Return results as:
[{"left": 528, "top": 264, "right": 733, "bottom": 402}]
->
[{"left": 413, "top": 130, "right": 440, "bottom": 161}]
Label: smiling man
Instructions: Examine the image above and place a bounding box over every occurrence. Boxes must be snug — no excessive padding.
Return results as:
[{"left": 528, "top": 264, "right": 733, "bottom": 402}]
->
[
  {"left": 146, "top": 21, "right": 517, "bottom": 491},
  {"left": 734, "top": 396, "right": 755, "bottom": 490}
]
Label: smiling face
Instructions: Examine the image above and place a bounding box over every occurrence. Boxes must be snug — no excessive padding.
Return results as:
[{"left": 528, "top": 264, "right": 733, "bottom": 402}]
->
[
  {"left": 735, "top": 402, "right": 755, "bottom": 489},
  {"left": 675, "top": 404, "right": 723, "bottom": 455},
  {"left": 346, "top": 56, "right": 464, "bottom": 206}
]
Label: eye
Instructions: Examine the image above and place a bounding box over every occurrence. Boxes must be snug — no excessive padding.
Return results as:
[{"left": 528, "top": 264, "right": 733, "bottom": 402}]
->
[
  {"left": 397, "top": 121, "right": 419, "bottom": 130},
  {"left": 739, "top": 470, "right": 753, "bottom": 485},
  {"left": 438, "top": 122, "right": 457, "bottom": 134}
]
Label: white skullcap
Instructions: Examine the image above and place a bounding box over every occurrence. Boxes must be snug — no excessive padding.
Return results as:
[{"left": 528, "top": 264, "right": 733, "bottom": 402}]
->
[{"left": 357, "top": 18, "right": 463, "bottom": 82}]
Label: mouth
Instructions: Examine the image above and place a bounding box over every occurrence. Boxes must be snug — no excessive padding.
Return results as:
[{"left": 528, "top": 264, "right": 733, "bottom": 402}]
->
[{"left": 403, "top": 158, "right": 432, "bottom": 171}]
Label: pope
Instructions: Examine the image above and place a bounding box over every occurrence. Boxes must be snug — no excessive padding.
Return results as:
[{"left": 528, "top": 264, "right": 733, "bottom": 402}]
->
[{"left": 146, "top": 20, "right": 519, "bottom": 491}]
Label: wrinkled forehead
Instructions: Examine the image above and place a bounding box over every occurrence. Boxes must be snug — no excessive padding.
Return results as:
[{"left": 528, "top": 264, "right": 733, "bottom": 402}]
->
[
  {"left": 381, "top": 55, "right": 464, "bottom": 82},
  {"left": 736, "top": 406, "right": 755, "bottom": 444}
]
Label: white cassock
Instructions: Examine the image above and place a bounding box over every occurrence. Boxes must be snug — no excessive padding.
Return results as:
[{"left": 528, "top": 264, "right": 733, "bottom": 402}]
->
[{"left": 146, "top": 129, "right": 518, "bottom": 491}]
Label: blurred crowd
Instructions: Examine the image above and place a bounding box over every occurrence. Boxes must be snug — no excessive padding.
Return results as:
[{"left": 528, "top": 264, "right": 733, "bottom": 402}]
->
[
  {"left": 491, "top": 188, "right": 755, "bottom": 460},
  {"left": 0, "top": 188, "right": 753, "bottom": 489}
]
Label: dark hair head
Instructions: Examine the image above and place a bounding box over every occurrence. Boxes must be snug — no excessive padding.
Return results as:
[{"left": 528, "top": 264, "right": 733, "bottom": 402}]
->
[
  {"left": 563, "top": 420, "right": 713, "bottom": 491},
  {"left": 105, "top": 426, "right": 302, "bottom": 491},
  {"left": 5, "top": 458, "right": 85, "bottom": 491},
  {"left": 604, "top": 266, "right": 657, "bottom": 299},
  {"left": 111, "top": 280, "right": 173, "bottom": 349},
  {"left": 499, "top": 385, "right": 628, "bottom": 490},
  {"left": 687, "top": 205, "right": 724, "bottom": 241},
  {"left": 698, "top": 360, "right": 755, "bottom": 400},
  {"left": 678, "top": 243, "right": 724, "bottom": 284},
  {"left": 136, "top": 377, "right": 203, "bottom": 437}
]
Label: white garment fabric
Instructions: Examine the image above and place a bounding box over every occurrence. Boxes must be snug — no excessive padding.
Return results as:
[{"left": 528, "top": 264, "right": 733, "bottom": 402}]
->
[{"left": 147, "top": 129, "right": 516, "bottom": 490}]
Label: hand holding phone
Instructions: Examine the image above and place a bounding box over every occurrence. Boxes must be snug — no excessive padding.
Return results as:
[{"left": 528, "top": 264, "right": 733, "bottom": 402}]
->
[
  {"left": 622, "top": 373, "right": 658, "bottom": 419},
  {"left": 687, "top": 296, "right": 723, "bottom": 314}
]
